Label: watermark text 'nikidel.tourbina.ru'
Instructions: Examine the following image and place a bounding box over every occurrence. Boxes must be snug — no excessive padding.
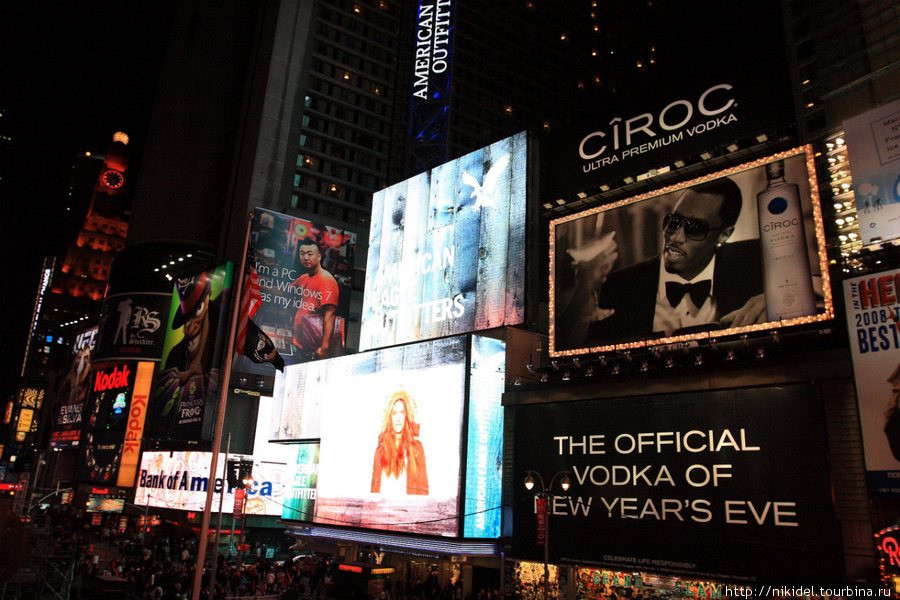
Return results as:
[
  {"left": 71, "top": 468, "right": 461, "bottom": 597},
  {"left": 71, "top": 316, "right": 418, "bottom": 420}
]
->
[{"left": 724, "top": 586, "right": 890, "bottom": 598}]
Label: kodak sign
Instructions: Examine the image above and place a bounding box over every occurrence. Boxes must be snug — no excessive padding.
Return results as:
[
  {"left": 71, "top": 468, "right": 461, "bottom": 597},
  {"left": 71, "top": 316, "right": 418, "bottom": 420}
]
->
[
  {"left": 116, "top": 362, "right": 155, "bottom": 488},
  {"left": 94, "top": 365, "right": 132, "bottom": 392}
]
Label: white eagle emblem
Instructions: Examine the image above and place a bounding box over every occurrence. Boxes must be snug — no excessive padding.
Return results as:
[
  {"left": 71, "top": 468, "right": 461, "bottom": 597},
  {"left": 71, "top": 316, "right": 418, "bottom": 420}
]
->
[{"left": 462, "top": 153, "right": 510, "bottom": 211}]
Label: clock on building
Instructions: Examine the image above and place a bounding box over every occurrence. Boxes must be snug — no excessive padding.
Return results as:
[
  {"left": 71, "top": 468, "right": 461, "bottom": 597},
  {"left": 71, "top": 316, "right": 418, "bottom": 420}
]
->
[{"left": 100, "top": 169, "right": 125, "bottom": 189}]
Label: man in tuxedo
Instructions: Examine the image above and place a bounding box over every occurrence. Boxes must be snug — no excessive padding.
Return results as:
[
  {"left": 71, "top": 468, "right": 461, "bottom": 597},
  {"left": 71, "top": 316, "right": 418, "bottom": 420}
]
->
[{"left": 558, "top": 178, "right": 766, "bottom": 349}]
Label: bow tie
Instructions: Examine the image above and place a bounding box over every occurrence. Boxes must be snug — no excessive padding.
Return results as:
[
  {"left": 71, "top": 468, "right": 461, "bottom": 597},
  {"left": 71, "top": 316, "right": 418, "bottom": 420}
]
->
[{"left": 665, "top": 280, "right": 711, "bottom": 308}]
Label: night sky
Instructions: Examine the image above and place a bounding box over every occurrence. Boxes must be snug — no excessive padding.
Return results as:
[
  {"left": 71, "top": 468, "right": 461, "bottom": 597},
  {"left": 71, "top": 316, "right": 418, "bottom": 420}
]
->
[{"left": 1, "top": 2, "right": 176, "bottom": 398}]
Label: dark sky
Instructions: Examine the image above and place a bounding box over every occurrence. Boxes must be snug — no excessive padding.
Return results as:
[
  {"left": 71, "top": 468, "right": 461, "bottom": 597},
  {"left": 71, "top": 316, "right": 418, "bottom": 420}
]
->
[{"left": 0, "top": 2, "right": 176, "bottom": 397}]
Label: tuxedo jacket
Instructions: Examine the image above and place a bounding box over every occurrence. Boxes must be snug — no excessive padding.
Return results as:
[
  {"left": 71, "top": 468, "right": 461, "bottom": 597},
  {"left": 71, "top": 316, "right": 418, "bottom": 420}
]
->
[{"left": 584, "top": 239, "right": 763, "bottom": 346}]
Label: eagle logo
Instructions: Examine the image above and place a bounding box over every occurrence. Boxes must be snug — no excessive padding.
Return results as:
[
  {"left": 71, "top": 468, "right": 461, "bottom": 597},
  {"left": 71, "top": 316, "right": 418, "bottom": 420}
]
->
[{"left": 462, "top": 153, "right": 510, "bottom": 211}]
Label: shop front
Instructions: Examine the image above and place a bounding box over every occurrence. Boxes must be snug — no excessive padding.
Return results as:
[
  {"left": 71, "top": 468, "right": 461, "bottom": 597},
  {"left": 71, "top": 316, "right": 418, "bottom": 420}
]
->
[
  {"left": 504, "top": 563, "right": 738, "bottom": 600},
  {"left": 284, "top": 524, "right": 501, "bottom": 598}
]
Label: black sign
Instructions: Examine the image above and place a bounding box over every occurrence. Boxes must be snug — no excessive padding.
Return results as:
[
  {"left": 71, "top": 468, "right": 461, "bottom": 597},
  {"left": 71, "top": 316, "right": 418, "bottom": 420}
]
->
[
  {"left": 511, "top": 385, "right": 842, "bottom": 583},
  {"left": 546, "top": 75, "right": 790, "bottom": 199},
  {"left": 94, "top": 292, "right": 171, "bottom": 361},
  {"left": 226, "top": 458, "right": 254, "bottom": 489}
]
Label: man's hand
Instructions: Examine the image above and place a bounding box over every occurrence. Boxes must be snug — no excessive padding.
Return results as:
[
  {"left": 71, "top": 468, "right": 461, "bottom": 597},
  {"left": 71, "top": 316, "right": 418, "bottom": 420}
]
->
[
  {"left": 178, "top": 362, "right": 204, "bottom": 385},
  {"left": 567, "top": 232, "right": 619, "bottom": 291},
  {"left": 557, "top": 233, "right": 618, "bottom": 348},
  {"left": 719, "top": 294, "right": 766, "bottom": 328}
]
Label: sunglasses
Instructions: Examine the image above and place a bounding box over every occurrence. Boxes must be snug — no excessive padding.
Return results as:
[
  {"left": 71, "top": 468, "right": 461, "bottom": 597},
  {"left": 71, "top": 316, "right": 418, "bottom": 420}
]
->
[{"left": 662, "top": 212, "right": 722, "bottom": 241}]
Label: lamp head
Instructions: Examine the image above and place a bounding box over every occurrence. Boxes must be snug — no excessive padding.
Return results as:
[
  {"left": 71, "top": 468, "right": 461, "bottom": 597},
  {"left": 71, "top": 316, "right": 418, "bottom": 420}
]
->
[
  {"left": 524, "top": 474, "right": 535, "bottom": 491},
  {"left": 560, "top": 473, "right": 571, "bottom": 492}
]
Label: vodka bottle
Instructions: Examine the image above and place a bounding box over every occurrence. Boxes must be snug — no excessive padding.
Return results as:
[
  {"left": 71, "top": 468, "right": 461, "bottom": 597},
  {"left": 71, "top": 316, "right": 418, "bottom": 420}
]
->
[{"left": 757, "top": 160, "right": 816, "bottom": 320}]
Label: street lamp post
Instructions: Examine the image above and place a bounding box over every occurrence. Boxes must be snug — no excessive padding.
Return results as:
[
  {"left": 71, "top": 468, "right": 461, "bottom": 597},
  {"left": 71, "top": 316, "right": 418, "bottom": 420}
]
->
[
  {"left": 524, "top": 470, "right": 571, "bottom": 600},
  {"left": 236, "top": 475, "right": 253, "bottom": 567},
  {"left": 122, "top": 501, "right": 151, "bottom": 545}
]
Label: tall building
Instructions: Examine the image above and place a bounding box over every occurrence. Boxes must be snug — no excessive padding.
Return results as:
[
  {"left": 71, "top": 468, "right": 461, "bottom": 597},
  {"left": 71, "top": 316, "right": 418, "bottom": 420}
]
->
[
  {"left": 779, "top": 0, "right": 900, "bottom": 579},
  {"left": 291, "top": 0, "right": 402, "bottom": 229},
  {"left": 781, "top": 0, "right": 900, "bottom": 261},
  {"left": 51, "top": 133, "right": 131, "bottom": 303},
  {"left": 783, "top": 0, "right": 900, "bottom": 142},
  {"left": 2, "top": 133, "right": 133, "bottom": 481}
]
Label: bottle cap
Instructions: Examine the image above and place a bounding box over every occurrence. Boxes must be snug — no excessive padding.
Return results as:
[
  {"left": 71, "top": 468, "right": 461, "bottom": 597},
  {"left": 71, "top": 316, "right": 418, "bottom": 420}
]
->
[{"left": 766, "top": 160, "right": 785, "bottom": 180}]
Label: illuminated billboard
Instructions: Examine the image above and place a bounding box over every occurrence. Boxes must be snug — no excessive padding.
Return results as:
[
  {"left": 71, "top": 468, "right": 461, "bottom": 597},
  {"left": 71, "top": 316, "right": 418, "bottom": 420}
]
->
[
  {"left": 275, "top": 336, "right": 468, "bottom": 537},
  {"left": 86, "top": 490, "right": 126, "bottom": 513},
  {"left": 76, "top": 363, "right": 137, "bottom": 483},
  {"left": 94, "top": 292, "right": 171, "bottom": 362},
  {"left": 134, "top": 450, "right": 288, "bottom": 516},
  {"left": 463, "top": 335, "right": 505, "bottom": 538},
  {"left": 551, "top": 146, "right": 832, "bottom": 356},
  {"left": 511, "top": 385, "right": 842, "bottom": 582},
  {"left": 546, "top": 71, "right": 793, "bottom": 200},
  {"left": 844, "top": 267, "right": 900, "bottom": 497},
  {"left": 50, "top": 327, "right": 97, "bottom": 449},
  {"left": 282, "top": 443, "right": 320, "bottom": 522},
  {"left": 117, "top": 362, "right": 155, "bottom": 487},
  {"left": 145, "top": 263, "right": 233, "bottom": 442},
  {"left": 843, "top": 98, "right": 900, "bottom": 245},
  {"left": 239, "top": 209, "right": 357, "bottom": 372},
  {"left": 360, "top": 132, "right": 529, "bottom": 351},
  {"left": 411, "top": 0, "right": 454, "bottom": 105}
]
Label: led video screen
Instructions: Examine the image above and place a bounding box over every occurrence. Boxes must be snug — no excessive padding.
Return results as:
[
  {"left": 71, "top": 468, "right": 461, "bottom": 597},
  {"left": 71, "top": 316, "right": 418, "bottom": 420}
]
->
[
  {"left": 86, "top": 494, "right": 126, "bottom": 513},
  {"left": 239, "top": 208, "right": 357, "bottom": 372},
  {"left": 463, "top": 335, "right": 505, "bottom": 538},
  {"left": 551, "top": 146, "right": 832, "bottom": 356},
  {"left": 134, "top": 450, "right": 287, "bottom": 516},
  {"left": 282, "top": 442, "right": 320, "bottom": 523},
  {"left": 274, "top": 336, "right": 467, "bottom": 537},
  {"left": 360, "top": 132, "right": 529, "bottom": 351},
  {"left": 50, "top": 327, "right": 97, "bottom": 449}
]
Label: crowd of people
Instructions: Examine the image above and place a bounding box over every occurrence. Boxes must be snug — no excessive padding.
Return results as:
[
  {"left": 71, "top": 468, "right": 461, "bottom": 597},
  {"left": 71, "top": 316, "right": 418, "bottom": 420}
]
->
[
  {"left": 29, "top": 506, "right": 510, "bottom": 600},
  {"left": 39, "top": 506, "right": 331, "bottom": 600}
]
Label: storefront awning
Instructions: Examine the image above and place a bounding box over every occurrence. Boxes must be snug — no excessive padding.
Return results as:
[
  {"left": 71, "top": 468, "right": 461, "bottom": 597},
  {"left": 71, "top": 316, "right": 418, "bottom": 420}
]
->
[{"left": 283, "top": 525, "right": 499, "bottom": 556}]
